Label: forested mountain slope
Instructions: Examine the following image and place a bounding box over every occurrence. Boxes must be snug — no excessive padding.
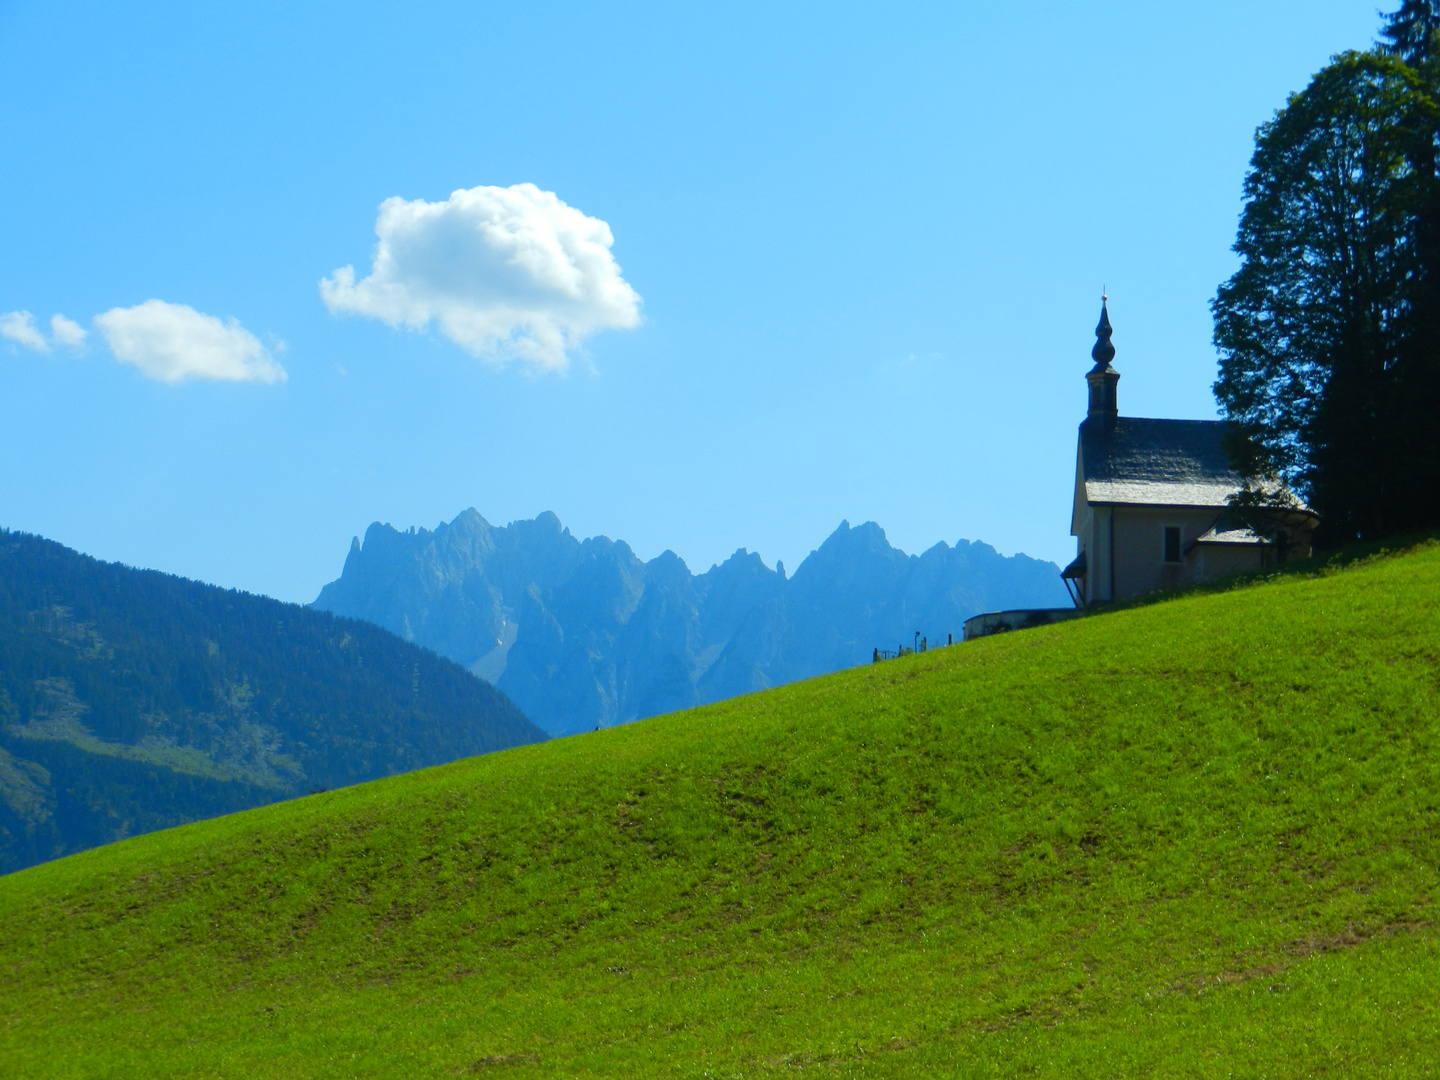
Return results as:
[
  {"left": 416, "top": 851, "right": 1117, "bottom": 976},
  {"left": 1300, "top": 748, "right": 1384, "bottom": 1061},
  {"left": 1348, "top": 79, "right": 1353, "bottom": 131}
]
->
[
  {"left": 3, "top": 542, "right": 1435, "bottom": 1077},
  {"left": 314, "top": 508, "right": 1069, "bottom": 734},
  {"left": 0, "top": 530, "right": 544, "bottom": 874}
]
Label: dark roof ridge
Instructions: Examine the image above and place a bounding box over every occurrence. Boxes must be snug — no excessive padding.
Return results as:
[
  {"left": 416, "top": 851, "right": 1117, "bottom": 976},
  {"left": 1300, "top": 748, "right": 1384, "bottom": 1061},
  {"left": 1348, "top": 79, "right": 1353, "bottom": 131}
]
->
[{"left": 1082, "top": 415, "right": 1224, "bottom": 426}]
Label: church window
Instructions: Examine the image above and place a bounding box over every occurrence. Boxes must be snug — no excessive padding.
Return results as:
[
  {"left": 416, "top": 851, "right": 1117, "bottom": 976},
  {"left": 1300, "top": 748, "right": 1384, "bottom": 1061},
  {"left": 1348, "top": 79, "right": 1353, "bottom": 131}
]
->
[{"left": 1163, "top": 526, "right": 1182, "bottom": 563}]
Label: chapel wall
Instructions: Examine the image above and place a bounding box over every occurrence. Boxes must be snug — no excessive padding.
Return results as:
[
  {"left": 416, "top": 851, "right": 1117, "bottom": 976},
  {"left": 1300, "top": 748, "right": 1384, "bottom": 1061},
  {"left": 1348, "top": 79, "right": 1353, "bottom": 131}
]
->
[{"left": 1111, "top": 507, "right": 1224, "bottom": 601}]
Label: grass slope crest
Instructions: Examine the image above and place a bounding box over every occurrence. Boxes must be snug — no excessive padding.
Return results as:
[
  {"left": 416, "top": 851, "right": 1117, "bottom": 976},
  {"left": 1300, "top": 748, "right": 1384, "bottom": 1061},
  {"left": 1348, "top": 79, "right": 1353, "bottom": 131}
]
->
[
  {"left": 0, "top": 529, "right": 545, "bottom": 874},
  {"left": 0, "top": 541, "right": 1436, "bottom": 1077}
]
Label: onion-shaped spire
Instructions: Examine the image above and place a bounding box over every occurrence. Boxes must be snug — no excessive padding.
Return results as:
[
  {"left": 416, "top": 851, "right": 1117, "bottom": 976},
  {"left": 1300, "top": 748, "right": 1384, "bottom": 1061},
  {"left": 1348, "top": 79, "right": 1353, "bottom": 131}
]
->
[
  {"left": 1085, "top": 294, "right": 1120, "bottom": 421},
  {"left": 1091, "top": 295, "right": 1116, "bottom": 369}
]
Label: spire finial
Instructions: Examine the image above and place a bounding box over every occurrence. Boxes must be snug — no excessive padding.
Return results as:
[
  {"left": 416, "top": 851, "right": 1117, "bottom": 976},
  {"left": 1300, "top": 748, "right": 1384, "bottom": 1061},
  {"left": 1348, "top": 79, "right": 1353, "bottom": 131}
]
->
[{"left": 1091, "top": 294, "right": 1115, "bottom": 368}]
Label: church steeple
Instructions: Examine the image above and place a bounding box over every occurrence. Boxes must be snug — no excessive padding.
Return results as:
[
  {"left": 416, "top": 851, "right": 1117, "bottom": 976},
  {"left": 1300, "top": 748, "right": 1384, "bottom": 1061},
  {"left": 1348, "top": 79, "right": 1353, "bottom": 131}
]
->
[{"left": 1086, "top": 296, "right": 1120, "bottom": 422}]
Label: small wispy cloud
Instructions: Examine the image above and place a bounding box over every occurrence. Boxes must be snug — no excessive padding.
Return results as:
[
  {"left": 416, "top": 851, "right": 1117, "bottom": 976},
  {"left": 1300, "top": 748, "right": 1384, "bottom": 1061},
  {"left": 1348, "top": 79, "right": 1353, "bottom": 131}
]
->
[
  {"left": 94, "top": 300, "right": 286, "bottom": 384},
  {"left": 320, "top": 183, "right": 642, "bottom": 372},
  {"left": 49, "top": 314, "right": 88, "bottom": 348},
  {"left": 0, "top": 311, "right": 48, "bottom": 351},
  {"left": 0, "top": 310, "right": 88, "bottom": 353}
]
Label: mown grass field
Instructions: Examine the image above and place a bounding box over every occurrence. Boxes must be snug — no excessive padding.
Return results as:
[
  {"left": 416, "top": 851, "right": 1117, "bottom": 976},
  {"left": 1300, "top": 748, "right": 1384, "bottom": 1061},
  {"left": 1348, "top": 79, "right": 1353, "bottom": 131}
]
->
[{"left": 1, "top": 543, "right": 1437, "bottom": 1078}]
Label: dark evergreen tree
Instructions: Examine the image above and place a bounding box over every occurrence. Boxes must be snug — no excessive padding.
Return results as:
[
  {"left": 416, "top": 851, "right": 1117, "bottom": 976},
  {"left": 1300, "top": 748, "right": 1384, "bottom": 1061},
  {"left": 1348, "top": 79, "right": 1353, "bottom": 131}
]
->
[
  {"left": 1379, "top": 0, "right": 1440, "bottom": 65},
  {"left": 1213, "top": 50, "right": 1438, "bottom": 540},
  {"left": 1379, "top": 1, "right": 1440, "bottom": 536}
]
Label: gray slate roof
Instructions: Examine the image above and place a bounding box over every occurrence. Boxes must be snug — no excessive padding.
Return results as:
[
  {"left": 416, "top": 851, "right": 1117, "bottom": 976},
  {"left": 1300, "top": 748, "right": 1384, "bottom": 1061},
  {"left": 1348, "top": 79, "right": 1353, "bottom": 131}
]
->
[
  {"left": 1079, "top": 416, "right": 1241, "bottom": 508},
  {"left": 1190, "top": 524, "right": 1266, "bottom": 546}
]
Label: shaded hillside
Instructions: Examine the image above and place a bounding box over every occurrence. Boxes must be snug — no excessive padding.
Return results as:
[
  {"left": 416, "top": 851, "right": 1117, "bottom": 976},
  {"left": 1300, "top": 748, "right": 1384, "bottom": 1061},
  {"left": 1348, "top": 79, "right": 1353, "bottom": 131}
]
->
[
  {"left": 3, "top": 543, "right": 1435, "bottom": 1077},
  {"left": 0, "top": 530, "right": 545, "bottom": 874},
  {"left": 314, "top": 509, "right": 1069, "bottom": 735}
]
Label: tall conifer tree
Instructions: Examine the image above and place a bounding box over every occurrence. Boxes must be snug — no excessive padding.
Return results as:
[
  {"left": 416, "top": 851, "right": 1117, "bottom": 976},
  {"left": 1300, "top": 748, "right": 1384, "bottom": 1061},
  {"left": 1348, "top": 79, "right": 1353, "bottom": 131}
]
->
[
  {"left": 1379, "top": 0, "right": 1440, "bottom": 64},
  {"left": 1379, "top": 1, "right": 1440, "bottom": 532}
]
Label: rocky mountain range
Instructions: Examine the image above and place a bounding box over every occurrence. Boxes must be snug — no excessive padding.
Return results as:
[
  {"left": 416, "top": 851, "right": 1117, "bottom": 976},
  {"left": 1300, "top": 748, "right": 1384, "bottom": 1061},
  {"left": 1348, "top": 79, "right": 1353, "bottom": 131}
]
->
[{"left": 314, "top": 510, "right": 1070, "bottom": 736}]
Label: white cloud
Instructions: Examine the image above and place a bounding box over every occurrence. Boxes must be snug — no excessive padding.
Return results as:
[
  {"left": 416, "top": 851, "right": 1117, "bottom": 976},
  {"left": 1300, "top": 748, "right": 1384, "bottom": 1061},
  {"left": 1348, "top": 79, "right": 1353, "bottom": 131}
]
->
[
  {"left": 94, "top": 300, "right": 286, "bottom": 384},
  {"left": 320, "top": 183, "right": 642, "bottom": 372},
  {"left": 2, "top": 310, "right": 87, "bottom": 353},
  {"left": 49, "top": 314, "right": 88, "bottom": 348},
  {"left": 0, "top": 311, "right": 49, "bottom": 351}
]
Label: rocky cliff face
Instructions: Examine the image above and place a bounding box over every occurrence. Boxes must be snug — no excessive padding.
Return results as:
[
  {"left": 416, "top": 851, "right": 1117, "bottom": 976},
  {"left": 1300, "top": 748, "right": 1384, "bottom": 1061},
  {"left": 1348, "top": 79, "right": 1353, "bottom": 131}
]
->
[{"left": 313, "top": 510, "right": 1070, "bottom": 736}]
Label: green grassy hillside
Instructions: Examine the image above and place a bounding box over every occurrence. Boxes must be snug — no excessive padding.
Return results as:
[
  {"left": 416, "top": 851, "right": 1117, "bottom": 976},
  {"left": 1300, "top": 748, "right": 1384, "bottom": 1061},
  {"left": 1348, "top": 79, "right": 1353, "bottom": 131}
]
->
[{"left": 1, "top": 543, "right": 1437, "bottom": 1078}]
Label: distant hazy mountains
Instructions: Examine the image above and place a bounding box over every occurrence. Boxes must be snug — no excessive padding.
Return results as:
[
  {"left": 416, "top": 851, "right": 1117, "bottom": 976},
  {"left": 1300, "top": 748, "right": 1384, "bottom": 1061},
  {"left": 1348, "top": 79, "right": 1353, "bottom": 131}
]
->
[
  {"left": 314, "top": 510, "right": 1069, "bottom": 737},
  {"left": 0, "top": 530, "right": 545, "bottom": 875}
]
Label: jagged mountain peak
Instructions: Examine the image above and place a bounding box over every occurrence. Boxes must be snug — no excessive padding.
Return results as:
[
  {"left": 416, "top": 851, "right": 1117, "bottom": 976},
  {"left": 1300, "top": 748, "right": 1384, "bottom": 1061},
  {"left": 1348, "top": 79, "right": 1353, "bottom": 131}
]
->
[
  {"left": 646, "top": 549, "right": 693, "bottom": 583},
  {"left": 451, "top": 507, "right": 492, "bottom": 531},
  {"left": 818, "top": 518, "right": 899, "bottom": 552}
]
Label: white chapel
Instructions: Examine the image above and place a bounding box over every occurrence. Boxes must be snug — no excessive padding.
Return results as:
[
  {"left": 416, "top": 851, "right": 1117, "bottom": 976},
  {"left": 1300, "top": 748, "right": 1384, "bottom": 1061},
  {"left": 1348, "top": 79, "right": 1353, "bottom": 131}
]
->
[{"left": 1060, "top": 299, "right": 1318, "bottom": 606}]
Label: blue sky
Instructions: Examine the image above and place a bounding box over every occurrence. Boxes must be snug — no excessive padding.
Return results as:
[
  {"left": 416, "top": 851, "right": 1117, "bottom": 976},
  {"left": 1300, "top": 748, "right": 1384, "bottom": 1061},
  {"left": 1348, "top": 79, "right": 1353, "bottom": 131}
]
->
[{"left": 0, "top": 1, "right": 1385, "bottom": 603}]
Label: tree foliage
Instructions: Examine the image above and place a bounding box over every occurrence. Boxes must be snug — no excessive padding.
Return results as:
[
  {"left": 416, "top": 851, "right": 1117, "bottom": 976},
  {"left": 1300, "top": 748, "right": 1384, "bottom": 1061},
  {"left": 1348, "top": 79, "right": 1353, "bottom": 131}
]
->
[
  {"left": 1379, "top": 0, "right": 1440, "bottom": 66},
  {"left": 1213, "top": 45, "right": 1439, "bottom": 541}
]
